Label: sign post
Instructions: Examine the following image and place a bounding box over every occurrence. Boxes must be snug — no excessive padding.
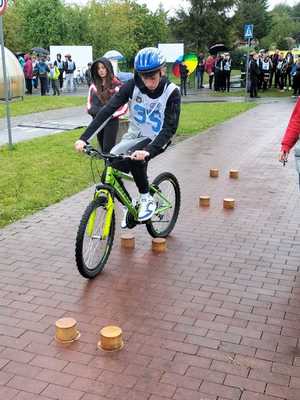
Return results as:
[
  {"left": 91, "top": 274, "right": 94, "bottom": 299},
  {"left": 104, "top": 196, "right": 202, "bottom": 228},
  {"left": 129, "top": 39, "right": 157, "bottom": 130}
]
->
[
  {"left": 244, "top": 24, "right": 254, "bottom": 101},
  {"left": 0, "top": 0, "right": 12, "bottom": 149}
]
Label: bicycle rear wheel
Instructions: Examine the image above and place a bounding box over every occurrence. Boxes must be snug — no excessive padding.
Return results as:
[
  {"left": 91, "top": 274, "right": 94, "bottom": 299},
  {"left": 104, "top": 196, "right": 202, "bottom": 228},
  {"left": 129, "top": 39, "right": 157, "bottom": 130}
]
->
[
  {"left": 147, "top": 172, "right": 181, "bottom": 238},
  {"left": 75, "top": 196, "right": 115, "bottom": 278}
]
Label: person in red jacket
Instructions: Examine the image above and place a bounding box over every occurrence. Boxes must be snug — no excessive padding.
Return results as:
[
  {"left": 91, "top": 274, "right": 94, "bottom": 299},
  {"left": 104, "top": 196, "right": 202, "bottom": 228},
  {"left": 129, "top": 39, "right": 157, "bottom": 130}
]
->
[
  {"left": 279, "top": 99, "right": 300, "bottom": 163},
  {"left": 23, "top": 54, "right": 33, "bottom": 95}
]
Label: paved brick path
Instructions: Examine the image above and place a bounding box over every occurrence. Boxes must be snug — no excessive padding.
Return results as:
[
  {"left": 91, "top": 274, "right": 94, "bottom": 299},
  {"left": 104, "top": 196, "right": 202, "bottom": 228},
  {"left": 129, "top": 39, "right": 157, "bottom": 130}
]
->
[{"left": 1, "top": 101, "right": 300, "bottom": 399}]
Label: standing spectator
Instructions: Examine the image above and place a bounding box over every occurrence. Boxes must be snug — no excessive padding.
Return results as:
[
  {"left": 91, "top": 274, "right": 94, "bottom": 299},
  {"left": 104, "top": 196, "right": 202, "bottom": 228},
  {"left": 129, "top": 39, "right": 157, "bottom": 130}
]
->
[
  {"left": 86, "top": 57, "right": 124, "bottom": 152},
  {"left": 45, "top": 55, "right": 51, "bottom": 94},
  {"left": 261, "top": 53, "right": 272, "bottom": 91},
  {"left": 205, "top": 55, "right": 215, "bottom": 90},
  {"left": 214, "top": 54, "right": 224, "bottom": 91},
  {"left": 63, "top": 54, "right": 76, "bottom": 92},
  {"left": 23, "top": 54, "right": 33, "bottom": 95},
  {"left": 285, "top": 52, "right": 294, "bottom": 90},
  {"left": 240, "top": 54, "right": 247, "bottom": 88},
  {"left": 179, "top": 62, "right": 189, "bottom": 96},
  {"left": 196, "top": 52, "right": 205, "bottom": 89},
  {"left": 249, "top": 53, "right": 260, "bottom": 98},
  {"left": 223, "top": 53, "right": 232, "bottom": 92},
  {"left": 257, "top": 51, "right": 264, "bottom": 90},
  {"left": 291, "top": 58, "right": 300, "bottom": 97},
  {"left": 48, "top": 62, "right": 60, "bottom": 96},
  {"left": 85, "top": 62, "right": 92, "bottom": 86},
  {"left": 270, "top": 49, "right": 280, "bottom": 88},
  {"left": 31, "top": 55, "right": 39, "bottom": 89},
  {"left": 54, "top": 53, "right": 64, "bottom": 89},
  {"left": 34, "top": 55, "right": 50, "bottom": 96},
  {"left": 276, "top": 54, "right": 287, "bottom": 92}
]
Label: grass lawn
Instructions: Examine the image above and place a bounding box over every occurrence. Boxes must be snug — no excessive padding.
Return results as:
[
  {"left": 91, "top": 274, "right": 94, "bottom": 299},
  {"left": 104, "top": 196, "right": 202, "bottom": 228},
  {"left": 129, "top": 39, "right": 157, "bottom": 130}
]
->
[
  {"left": 0, "top": 101, "right": 256, "bottom": 228},
  {"left": 211, "top": 87, "right": 293, "bottom": 98},
  {"left": 0, "top": 96, "right": 86, "bottom": 118}
]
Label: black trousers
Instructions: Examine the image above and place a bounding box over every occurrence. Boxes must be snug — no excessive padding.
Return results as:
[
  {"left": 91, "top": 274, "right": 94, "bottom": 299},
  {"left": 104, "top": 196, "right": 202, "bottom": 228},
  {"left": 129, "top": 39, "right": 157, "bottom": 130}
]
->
[
  {"left": 111, "top": 137, "right": 152, "bottom": 194},
  {"left": 39, "top": 76, "right": 48, "bottom": 96},
  {"left": 224, "top": 71, "right": 231, "bottom": 92},
  {"left": 250, "top": 78, "right": 258, "bottom": 97},
  {"left": 97, "top": 118, "right": 119, "bottom": 153},
  {"left": 25, "top": 78, "right": 32, "bottom": 94},
  {"left": 58, "top": 70, "right": 64, "bottom": 89},
  {"left": 209, "top": 74, "right": 214, "bottom": 89},
  {"left": 293, "top": 74, "right": 300, "bottom": 95},
  {"left": 180, "top": 77, "right": 187, "bottom": 96}
]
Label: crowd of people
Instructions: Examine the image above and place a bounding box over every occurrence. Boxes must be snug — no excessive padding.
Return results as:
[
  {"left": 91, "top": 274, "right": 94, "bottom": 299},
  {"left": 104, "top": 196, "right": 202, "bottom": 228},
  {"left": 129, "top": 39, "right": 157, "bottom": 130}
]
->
[
  {"left": 18, "top": 52, "right": 85, "bottom": 96},
  {"left": 179, "top": 52, "right": 233, "bottom": 96},
  {"left": 245, "top": 50, "right": 300, "bottom": 98}
]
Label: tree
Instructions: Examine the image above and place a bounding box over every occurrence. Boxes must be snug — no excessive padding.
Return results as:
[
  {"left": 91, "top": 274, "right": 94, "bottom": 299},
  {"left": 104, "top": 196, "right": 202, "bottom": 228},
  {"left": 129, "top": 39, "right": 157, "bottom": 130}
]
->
[
  {"left": 233, "top": 0, "right": 271, "bottom": 41},
  {"left": 169, "top": 0, "right": 235, "bottom": 52},
  {"left": 3, "top": 3, "right": 26, "bottom": 52},
  {"left": 260, "top": 4, "right": 300, "bottom": 49}
]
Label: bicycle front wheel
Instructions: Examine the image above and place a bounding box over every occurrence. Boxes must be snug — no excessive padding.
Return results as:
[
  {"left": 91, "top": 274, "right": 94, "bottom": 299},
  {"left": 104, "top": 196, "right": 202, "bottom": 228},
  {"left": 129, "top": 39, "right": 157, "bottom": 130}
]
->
[
  {"left": 75, "top": 197, "right": 115, "bottom": 279},
  {"left": 147, "top": 172, "right": 181, "bottom": 238}
]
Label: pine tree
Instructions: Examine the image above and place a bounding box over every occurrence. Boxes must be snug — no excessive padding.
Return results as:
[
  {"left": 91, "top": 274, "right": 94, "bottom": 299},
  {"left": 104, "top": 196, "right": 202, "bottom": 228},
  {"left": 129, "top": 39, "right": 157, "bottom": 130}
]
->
[
  {"left": 233, "top": 0, "right": 271, "bottom": 41},
  {"left": 169, "top": 0, "right": 235, "bottom": 52}
]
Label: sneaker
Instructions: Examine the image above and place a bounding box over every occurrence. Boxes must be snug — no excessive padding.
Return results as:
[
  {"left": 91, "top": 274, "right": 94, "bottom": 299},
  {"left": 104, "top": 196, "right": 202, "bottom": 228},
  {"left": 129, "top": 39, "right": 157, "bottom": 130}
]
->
[
  {"left": 120, "top": 199, "right": 136, "bottom": 229},
  {"left": 138, "top": 194, "right": 156, "bottom": 222},
  {"left": 120, "top": 206, "right": 128, "bottom": 229}
]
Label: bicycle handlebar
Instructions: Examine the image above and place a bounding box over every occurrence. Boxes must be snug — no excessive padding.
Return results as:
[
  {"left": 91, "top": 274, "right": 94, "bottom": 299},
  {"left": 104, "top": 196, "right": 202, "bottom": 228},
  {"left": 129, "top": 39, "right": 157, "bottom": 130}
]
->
[
  {"left": 83, "top": 145, "right": 128, "bottom": 161},
  {"left": 83, "top": 144, "right": 149, "bottom": 162}
]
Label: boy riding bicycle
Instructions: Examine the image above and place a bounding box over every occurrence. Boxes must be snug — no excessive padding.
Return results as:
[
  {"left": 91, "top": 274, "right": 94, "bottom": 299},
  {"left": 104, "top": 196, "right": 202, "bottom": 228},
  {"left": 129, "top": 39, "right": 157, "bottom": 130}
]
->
[{"left": 75, "top": 47, "right": 181, "bottom": 226}]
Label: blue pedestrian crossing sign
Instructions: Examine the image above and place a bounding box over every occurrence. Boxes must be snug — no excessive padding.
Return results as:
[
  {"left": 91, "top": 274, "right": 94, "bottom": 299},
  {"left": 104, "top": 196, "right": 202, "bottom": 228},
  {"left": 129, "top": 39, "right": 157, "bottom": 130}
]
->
[{"left": 244, "top": 24, "right": 254, "bottom": 40}]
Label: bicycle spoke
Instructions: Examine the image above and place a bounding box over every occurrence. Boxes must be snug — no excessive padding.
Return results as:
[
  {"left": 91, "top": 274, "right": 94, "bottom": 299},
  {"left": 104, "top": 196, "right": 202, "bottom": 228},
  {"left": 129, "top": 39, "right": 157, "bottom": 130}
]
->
[{"left": 82, "top": 205, "right": 108, "bottom": 270}]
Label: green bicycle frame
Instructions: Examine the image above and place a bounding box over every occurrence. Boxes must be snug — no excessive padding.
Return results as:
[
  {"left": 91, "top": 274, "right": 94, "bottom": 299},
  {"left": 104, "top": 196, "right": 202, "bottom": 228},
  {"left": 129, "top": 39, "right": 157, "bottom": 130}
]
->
[{"left": 87, "top": 164, "right": 173, "bottom": 238}]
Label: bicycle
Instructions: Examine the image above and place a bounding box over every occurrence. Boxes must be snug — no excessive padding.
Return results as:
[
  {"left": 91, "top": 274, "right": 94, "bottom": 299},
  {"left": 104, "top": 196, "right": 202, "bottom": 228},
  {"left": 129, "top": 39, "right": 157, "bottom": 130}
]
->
[{"left": 75, "top": 144, "right": 181, "bottom": 279}]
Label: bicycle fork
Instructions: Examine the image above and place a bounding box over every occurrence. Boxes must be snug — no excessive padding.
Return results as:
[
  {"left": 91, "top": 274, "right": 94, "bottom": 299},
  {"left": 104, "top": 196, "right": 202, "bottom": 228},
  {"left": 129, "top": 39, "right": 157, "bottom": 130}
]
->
[{"left": 86, "top": 190, "right": 114, "bottom": 239}]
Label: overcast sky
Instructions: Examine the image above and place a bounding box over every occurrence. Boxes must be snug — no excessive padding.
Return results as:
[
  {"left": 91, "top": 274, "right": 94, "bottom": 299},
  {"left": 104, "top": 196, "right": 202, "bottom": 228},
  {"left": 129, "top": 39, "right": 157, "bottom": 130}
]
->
[
  {"left": 136, "top": 0, "right": 298, "bottom": 14},
  {"left": 68, "top": 0, "right": 298, "bottom": 10}
]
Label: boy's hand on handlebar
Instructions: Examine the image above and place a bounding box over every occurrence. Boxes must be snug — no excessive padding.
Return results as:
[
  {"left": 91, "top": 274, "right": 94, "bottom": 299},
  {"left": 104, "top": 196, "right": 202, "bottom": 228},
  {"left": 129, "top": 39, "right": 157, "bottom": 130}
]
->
[
  {"left": 279, "top": 150, "right": 288, "bottom": 165},
  {"left": 75, "top": 140, "right": 87, "bottom": 152},
  {"left": 130, "top": 150, "right": 150, "bottom": 161}
]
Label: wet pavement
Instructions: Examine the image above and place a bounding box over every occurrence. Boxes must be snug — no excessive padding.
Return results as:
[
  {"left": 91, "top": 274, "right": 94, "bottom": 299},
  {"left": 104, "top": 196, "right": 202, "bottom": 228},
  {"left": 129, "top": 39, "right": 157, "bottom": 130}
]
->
[{"left": 1, "top": 101, "right": 300, "bottom": 399}]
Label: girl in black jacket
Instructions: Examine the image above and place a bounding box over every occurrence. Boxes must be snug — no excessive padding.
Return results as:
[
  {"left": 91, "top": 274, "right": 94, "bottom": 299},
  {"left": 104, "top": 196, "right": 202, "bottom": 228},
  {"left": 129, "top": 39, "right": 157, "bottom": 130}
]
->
[{"left": 86, "top": 57, "right": 123, "bottom": 152}]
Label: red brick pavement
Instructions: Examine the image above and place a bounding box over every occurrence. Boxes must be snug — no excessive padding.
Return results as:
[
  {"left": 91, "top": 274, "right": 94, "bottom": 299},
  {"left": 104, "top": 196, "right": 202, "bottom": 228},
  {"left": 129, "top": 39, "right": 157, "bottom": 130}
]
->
[{"left": 0, "top": 100, "right": 300, "bottom": 399}]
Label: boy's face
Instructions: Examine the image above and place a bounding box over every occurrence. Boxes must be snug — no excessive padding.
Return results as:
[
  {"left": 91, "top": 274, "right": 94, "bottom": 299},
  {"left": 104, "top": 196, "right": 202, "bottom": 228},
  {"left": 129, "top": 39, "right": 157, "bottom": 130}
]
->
[{"left": 140, "top": 71, "right": 161, "bottom": 91}]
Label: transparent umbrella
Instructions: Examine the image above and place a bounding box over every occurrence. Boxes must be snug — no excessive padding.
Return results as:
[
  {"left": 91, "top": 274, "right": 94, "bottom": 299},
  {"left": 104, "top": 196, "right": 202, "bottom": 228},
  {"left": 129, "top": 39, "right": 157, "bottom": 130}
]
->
[{"left": 103, "top": 50, "right": 124, "bottom": 61}]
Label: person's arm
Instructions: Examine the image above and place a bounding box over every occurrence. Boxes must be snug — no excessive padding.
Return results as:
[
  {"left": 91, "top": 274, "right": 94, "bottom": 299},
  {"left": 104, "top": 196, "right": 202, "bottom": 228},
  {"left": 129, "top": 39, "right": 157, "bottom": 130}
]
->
[
  {"left": 144, "top": 87, "right": 181, "bottom": 158},
  {"left": 281, "top": 98, "right": 300, "bottom": 154},
  {"left": 87, "top": 92, "right": 102, "bottom": 118},
  {"left": 79, "top": 80, "right": 134, "bottom": 143}
]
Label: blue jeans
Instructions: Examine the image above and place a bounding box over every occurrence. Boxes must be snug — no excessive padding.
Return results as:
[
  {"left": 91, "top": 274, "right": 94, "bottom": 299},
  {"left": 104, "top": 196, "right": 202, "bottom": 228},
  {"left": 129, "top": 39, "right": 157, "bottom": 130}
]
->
[{"left": 197, "top": 70, "right": 204, "bottom": 88}]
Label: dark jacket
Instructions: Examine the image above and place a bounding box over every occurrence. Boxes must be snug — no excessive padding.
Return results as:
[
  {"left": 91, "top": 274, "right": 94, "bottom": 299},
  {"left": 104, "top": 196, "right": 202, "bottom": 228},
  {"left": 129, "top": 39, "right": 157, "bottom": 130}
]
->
[
  {"left": 80, "top": 74, "right": 181, "bottom": 158},
  {"left": 64, "top": 59, "right": 76, "bottom": 74},
  {"left": 249, "top": 59, "right": 260, "bottom": 80},
  {"left": 179, "top": 63, "right": 189, "bottom": 79}
]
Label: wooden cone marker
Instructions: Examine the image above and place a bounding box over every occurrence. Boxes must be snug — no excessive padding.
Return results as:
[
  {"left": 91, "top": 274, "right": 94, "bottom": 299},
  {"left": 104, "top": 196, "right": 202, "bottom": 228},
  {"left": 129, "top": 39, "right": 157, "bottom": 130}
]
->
[
  {"left": 210, "top": 168, "right": 219, "bottom": 178},
  {"left": 199, "top": 196, "right": 210, "bottom": 207},
  {"left": 55, "top": 317, "right": 80, "bottom": 343},
  {"left": 152, "top": 238, "right": 167, "bottom": 252},
  {"left": 98, "top": 325, "right": 124, "bottom": 352},
  {"left": 229, "top": 169, "right": 239, "bottom": 179},
  {"left": 121, "top": 233, "right": 135, "bottom": 249},
  {"left": 223, "top": 198, "right": 235, "bottom": 209}
]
